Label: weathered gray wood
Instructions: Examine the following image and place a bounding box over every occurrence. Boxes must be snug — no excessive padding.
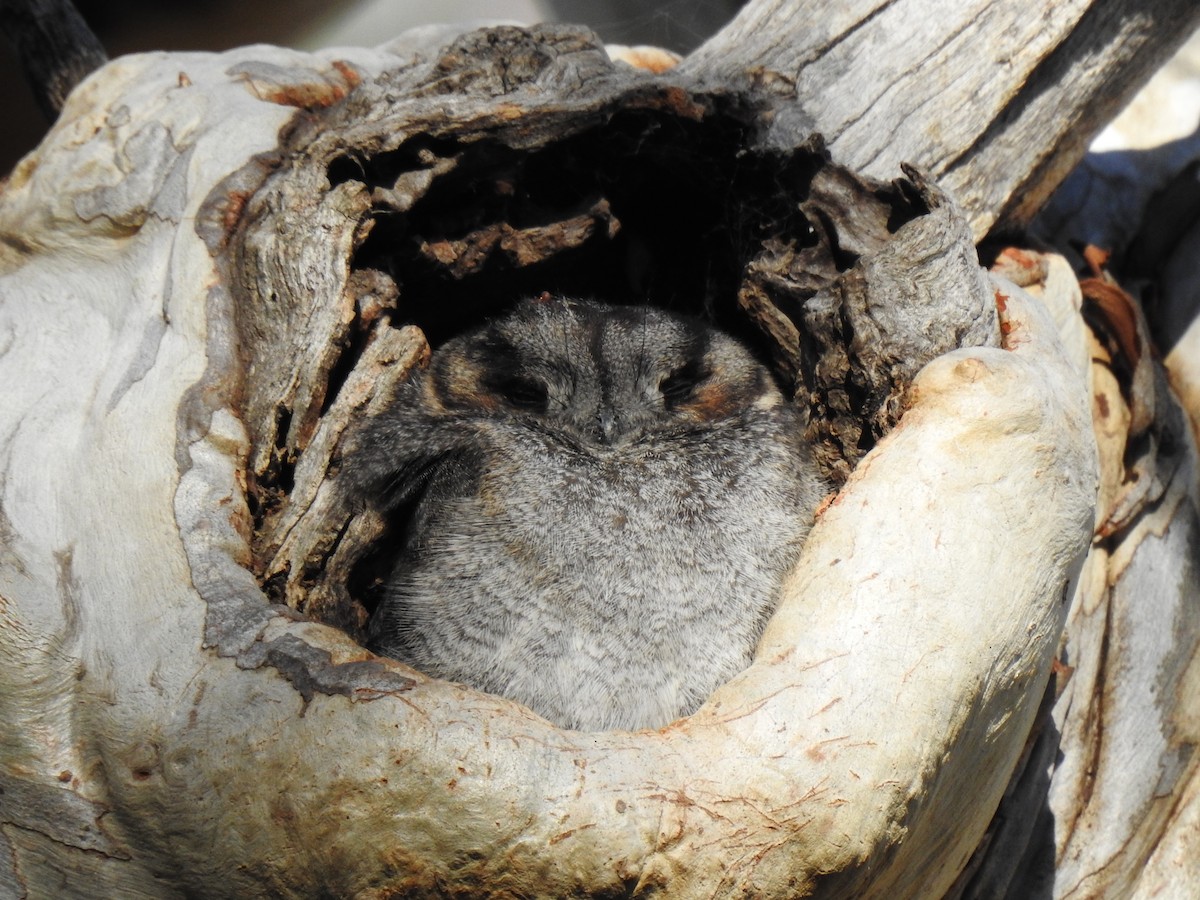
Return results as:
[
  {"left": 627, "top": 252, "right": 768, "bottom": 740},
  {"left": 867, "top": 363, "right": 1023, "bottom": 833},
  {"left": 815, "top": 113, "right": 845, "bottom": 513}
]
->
[
  {"left": 2, "top": 0, "right": 1196, "bottom": 895},
  {"left": 990, "top": 42, "right": 1200, "bottom": 893},
  {"left": 1048, "top": 164, "right": 1200, "bottom": 900},
  {"left": 684, "top": 0, "right": 1200, "bottom": 239},
  {"left": 939, "top": 249, "right": 1200, "bottom": 900}
]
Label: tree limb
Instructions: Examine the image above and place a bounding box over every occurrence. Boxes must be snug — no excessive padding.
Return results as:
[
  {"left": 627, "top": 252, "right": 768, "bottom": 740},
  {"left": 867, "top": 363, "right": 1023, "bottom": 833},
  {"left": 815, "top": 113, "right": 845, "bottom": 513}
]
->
[{"left": 0, "top": 0, "right": 105, "bottom": 120}]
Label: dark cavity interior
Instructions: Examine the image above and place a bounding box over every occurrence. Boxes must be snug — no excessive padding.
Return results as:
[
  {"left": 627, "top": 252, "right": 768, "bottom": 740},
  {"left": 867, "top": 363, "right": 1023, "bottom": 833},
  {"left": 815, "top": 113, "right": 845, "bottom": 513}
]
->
[
  {"left": 247, "top": 89, "right": 933, "bottom": 631},
  {"left": 325, "top": 99, "right": 923, "bottom": 361}
]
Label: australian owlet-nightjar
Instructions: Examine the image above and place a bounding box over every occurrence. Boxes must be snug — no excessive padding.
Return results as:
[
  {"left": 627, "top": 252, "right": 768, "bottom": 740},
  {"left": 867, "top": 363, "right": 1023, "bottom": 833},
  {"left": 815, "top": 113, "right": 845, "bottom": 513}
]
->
[{"left": 347, "top": 296, "right": 828, "bottom": 731}]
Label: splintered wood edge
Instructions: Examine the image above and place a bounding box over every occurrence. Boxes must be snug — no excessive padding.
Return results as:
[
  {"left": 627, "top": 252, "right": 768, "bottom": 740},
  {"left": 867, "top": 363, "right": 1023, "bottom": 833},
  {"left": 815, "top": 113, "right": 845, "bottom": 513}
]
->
[
  {"left": 0, "top": 33, "right": 1098, "bottom": 898},
  {"left": 166, "top": 268, "right": 1097, "bottom": 897}
]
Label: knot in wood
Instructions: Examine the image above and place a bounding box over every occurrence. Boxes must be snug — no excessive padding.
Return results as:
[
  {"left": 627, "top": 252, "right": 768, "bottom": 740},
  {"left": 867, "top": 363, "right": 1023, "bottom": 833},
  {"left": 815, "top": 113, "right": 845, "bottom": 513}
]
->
[{"left": 425, "top": 24, "right": 615, "bottom": 97}]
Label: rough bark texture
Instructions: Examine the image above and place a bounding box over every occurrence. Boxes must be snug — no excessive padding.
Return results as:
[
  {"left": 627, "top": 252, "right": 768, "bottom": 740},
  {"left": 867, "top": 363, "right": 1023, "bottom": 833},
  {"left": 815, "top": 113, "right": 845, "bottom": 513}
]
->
[
  {"left": 220, "top": 26, "right": 1002, "bottom": 629},
  {"left": 0, "top": 0, "right": 1194, "bottom": 897},
  {"left": 684, "top": 0, "right": 1200, "bottom": 240}
]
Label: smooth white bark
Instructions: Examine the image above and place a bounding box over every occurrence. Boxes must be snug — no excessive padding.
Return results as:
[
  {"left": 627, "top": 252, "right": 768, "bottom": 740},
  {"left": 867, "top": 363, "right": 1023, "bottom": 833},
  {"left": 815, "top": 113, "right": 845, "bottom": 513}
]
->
[{"left": 0, "top": 37, "right": 1099, "bottom": 896}]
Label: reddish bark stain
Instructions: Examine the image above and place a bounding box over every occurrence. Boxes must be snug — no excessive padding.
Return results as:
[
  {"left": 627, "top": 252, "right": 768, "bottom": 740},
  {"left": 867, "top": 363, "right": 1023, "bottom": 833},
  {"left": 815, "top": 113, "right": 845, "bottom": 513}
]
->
[
  {"left": 612, "top": 46, "right": 680, "bottom": 74},
  {"left": 549, "top": 823, "right": 596, "bottom": 845},
  {"left": 1083, "top": 244, "right": 1111, "bottom": 275},
  {"left": 330, "top": 60, "right": 361, "bottom": 88},
  {"left": 998, "top": 247, "right": 1040, "bottom": 270},
  {"left": 261, "top": 81, "right": 349, "bottom": 109},
  {"left": 222, "top": 190, "right": 251, "bottom": 234},
  {"left": 660, "top": 86, "right": 706, "bottom": 121},
  {"left": 1080, "top": 277, "right": 1142, "bottom": 370}
]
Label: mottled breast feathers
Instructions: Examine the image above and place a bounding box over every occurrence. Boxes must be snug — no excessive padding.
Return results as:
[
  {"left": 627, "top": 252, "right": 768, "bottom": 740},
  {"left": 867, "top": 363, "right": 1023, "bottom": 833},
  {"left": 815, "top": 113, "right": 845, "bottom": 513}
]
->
[{"left": 347, "top": 296, "right": 827, "bottom": 731}]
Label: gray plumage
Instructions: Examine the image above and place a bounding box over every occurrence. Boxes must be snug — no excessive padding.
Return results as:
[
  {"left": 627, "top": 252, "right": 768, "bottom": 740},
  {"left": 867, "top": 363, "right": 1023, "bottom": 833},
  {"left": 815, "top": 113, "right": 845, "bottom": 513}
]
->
[{"left": 348, "top": 297, "right": 827, "bottom": 731}]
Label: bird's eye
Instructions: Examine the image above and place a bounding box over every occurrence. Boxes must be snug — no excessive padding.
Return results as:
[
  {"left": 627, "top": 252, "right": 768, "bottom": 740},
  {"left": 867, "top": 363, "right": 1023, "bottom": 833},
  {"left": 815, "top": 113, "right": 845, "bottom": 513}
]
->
[
  {"left": 491, "top": 376, "right": 549, "bottom": 411},
  {"left": 659, "top": 361, "right": 707, "bottom": 408}
]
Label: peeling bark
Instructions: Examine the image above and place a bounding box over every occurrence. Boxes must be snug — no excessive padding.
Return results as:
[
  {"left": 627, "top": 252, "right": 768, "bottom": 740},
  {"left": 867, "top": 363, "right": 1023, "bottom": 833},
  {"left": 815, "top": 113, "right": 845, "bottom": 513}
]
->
[{"left": 0, "top": 1, "right": 1195, "bottom": 897}]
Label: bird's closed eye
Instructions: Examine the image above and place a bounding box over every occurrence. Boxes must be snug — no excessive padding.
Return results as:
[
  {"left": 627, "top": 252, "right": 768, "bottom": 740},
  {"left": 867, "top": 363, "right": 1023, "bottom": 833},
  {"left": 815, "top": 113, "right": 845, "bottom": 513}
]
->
[
  {"left": 490, "top": 375, "right": 549, "bottom": 412},
  {"left": 659, "top": 361, "right": 708, "bottom": 408}
]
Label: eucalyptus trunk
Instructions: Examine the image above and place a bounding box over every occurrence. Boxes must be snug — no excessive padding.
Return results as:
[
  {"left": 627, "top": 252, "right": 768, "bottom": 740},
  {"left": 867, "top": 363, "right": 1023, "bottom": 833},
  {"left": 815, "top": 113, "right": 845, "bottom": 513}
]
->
[{"left": 1, "top": 1, "right": 1198, "bottom": 897}]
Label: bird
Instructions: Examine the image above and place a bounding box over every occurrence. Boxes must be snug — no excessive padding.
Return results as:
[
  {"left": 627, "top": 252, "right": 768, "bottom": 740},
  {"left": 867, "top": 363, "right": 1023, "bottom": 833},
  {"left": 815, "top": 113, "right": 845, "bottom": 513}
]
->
[{"left": 345, "top": 295, "right": 828, "bottom": 731}]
